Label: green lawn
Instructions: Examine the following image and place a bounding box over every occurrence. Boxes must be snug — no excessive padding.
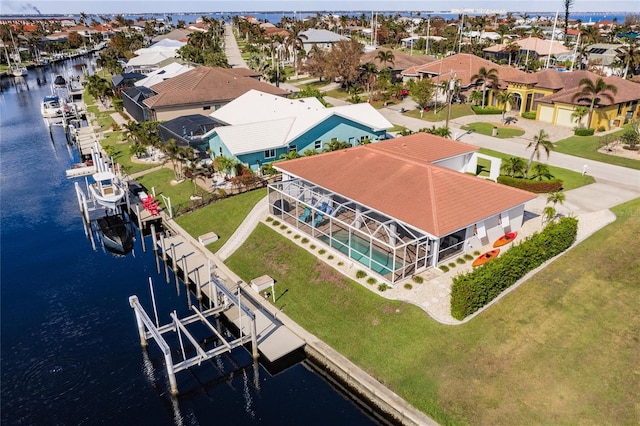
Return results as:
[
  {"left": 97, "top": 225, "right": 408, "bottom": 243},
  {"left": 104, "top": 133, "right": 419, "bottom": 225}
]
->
[
  {"left": 100, "top": 137, "right": 158, "bottom": 176},
  {"left": 555, "top": 130, "right": 640, "bottom": 170},
  {"left": 226, "top": 197, "right": 640, "bottom": 425},
  {"left": 402, "top": 103, "right": 476, "bottom": 122},
  {"left": 134, "top": 168, "right": 201, "bottom": 214},
  {"left": 175, "top": 188, "right": 267, "bottom": 252},
  {"left": 461, "top": 122, "right": 525, "bottom": 138},
  {"left": 478, "top": 147, "right": 596, "bottom": 191}
]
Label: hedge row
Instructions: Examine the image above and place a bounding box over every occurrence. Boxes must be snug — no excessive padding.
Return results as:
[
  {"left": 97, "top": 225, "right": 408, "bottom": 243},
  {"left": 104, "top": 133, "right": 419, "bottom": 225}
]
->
[
  {"left": 471, "top": 106, "right": 503, "bottom": 114},
  {"left": 521, "top": 111, "right": 536, "bottom": 120},
  {"left": 450, "top": 217, "right": 578, "bottom": 320},
  {"left": 574, "top": 128, "right": 595, "bottom": 136},
  {"left": 497, "top": 176, "right": 563, "bottom": 193}
]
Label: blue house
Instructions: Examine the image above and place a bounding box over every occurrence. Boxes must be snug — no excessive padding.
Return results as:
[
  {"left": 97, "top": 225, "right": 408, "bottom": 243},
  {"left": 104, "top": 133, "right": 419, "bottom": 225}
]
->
[{"left": 206, "top": 90, "right": 393, "bottom": 172}]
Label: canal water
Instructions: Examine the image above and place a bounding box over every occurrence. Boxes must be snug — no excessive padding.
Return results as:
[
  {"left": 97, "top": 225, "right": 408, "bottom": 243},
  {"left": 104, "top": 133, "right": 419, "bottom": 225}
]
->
[{"left": 0, "top": 59, "right": 379, "bottom": 425}]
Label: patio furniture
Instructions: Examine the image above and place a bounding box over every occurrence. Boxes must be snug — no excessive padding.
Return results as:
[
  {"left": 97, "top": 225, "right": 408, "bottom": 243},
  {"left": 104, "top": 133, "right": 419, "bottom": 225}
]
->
[
  {"left": 299, "top": 206, "right": 311, "bottom": 222},
  {"left": 313, "top": 212, "right": 324, "bottom": 227}
]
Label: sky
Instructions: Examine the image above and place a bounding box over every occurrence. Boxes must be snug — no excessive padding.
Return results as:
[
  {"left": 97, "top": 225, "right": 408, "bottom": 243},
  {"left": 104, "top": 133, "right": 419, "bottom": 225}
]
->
[{"left": 0, "top": 0, "right": 637, "bottom": 15}]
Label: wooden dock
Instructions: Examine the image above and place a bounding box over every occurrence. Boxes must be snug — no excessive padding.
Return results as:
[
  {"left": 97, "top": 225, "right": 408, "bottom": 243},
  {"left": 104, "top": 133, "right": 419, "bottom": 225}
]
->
[{"left": 159, "top": 234, "right": 305, "bottom": 363}]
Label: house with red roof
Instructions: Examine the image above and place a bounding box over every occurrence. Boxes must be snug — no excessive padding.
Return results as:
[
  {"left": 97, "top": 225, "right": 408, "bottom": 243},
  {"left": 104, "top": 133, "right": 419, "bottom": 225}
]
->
[{"left": 269, "top": 133, "right": 535, "bottom": 284}]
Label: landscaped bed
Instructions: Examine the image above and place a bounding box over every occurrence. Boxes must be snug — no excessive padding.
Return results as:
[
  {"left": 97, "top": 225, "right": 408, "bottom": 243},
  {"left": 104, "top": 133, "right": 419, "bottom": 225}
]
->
[{"left": 461, "top": 121, "right": 525, "bottom": 138}]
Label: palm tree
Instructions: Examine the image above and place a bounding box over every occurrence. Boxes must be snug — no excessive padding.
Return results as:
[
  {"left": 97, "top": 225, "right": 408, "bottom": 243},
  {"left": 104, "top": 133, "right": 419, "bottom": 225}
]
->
[
  {"left": 285, "top": 25, "right": 308, "bottom": 78},
  {"left": 525, "top": 130, "right": 556, "bottom": 178},
  {"left": 530, "top": 164, "right": 554, "bottom": 181},
  {"left": 542, "top": 206, "right": 556, "bottom": 224},
  {"left": 324, "top": 138, "right": 351, "bottom": 152},
  {"left": 496, "top": 91, "right": 515, "bottom": 122},
  {"left": 470, "top": 66, "right": 499, "bottom": 108},
  {"left": 571, "top": 106, "right": 589, "bottom": 128},
  {"left": 571, "top": 77, "right": 618, "bottom": 129},
  {"left": 546, "top": 190, "right": 566, "bottom": 207},
  {"left": 500, "top": 157, "right": 527, "bottom": 177},
  {"left": 617, "top": 39, "right": 640, "bottom": 79},
  {"left": 376, "top": 49, "right": 395, "bottom": 69}
]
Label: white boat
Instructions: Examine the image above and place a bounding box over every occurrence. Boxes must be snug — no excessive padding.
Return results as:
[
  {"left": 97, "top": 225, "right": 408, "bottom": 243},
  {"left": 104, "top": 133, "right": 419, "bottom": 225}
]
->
[
  {"left": 41, "top": 95, "right": 63, "bottom": 118},
  {"left": 10, "top": 65, "right": 28, "bottom": 76},
  {"left": 88, "top": 171, "right": 125, "bottom": 209}
]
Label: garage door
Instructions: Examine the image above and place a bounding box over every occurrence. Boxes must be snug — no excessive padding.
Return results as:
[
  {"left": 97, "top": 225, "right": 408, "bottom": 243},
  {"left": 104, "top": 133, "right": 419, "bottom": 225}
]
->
[
  {"left": 555, "top": 108, "right": 575, "bottom": 127},
  {"left": 538, "top": 105, "right": 554, "bottom": 123}
]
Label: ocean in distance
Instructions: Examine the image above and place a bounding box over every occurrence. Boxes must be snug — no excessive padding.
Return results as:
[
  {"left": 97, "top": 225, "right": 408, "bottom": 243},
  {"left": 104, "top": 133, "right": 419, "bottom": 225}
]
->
[{"left": 0, "top": 58, "right": 379, "bottom": 425}]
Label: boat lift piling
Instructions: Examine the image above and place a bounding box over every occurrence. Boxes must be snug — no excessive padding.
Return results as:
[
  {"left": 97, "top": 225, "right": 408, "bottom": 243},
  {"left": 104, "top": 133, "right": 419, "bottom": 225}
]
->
[{"left": 129, "top": 275, "right": 258, "bottom": 395}]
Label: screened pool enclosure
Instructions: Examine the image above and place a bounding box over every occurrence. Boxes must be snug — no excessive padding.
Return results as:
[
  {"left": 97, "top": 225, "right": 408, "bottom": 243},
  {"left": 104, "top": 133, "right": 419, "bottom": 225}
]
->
[{"left": 268, "top": 178, "right": 467, "bottom": 285}]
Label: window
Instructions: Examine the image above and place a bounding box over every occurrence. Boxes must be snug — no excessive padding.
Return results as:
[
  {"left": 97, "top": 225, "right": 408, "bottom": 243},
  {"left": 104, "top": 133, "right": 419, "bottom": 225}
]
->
[
  {"left": 264, "top": 149, "right": 275, "bottom": 159},
  {"left": 348, "top": 137, "right": 355, "bottom": 144},
  {"left": 314, "top": 140, "right": 322, "bottom": 150},
  {"left": 289, "top": 145, "right": 297, "bottom": 153},
  {"left": 203, "top": 105, "right": 211, "bottom": 110},
  {"left": 618, "top": 104, "right": 623, "bottom": 115}
]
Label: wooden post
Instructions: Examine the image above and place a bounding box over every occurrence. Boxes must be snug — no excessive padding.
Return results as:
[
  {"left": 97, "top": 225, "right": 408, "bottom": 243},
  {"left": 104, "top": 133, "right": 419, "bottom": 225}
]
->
[
  {"left": 160, "top": 234, "right": 167, "bottom": 261},
  {"left": 150, "top": 224, "right": 157, "bottom": 252},
  {"left": 251, "top": 315, "right": 259, "bottom": 360},
  {"left": 135, "top": 204, "right": 145, "bottom": 252}
]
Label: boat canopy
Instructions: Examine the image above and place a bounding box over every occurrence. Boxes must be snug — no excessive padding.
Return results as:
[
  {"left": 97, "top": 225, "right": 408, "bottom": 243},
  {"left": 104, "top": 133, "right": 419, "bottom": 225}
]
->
[{"left": 93, "top": 171, "right": 116, "bottom": 182}]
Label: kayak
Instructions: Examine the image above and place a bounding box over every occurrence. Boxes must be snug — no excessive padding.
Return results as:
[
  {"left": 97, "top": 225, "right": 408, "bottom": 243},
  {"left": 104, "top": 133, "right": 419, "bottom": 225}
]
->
[
  {"left": 493, "top": 232, "right": 518, "bottom": 248},
  {"left": 472, "top": 249, "right": 500, "bottom": 267}
]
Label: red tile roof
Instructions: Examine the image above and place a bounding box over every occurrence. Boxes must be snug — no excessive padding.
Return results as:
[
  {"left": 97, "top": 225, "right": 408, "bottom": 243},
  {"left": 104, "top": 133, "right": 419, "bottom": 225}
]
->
[
  {"left": 144, "top": 66, "right": 289, "bottom": 108},
  {"left": 403, "top": 53, "right": 527, "bottom": 88},
  {"left": 535, "top": 71, "right": 640, "bottom": 106},
  {"left": 276, "top": 134, "right": 535, "bottom": 237}
]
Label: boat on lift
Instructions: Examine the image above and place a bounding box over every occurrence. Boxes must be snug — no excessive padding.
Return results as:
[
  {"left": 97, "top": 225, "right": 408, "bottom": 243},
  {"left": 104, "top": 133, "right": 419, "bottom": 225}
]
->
[
  {"left": 41, "top": 94, "right": 63, "bottom": 118},
  {"left": 96, "top": 214, "right": 135, "bottom": 256},
  {"left": 88, "top": 171, "right": 125, "bottom": 209}
]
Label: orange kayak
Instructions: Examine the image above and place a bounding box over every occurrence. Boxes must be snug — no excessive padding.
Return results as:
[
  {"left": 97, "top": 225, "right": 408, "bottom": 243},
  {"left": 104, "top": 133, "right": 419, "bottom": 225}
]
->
[
  {"left": 472, "top": 249, "right": 500, "bottom": 267},
  {"left": 493, "top": 232, "right": 518, "bottom": 248}
]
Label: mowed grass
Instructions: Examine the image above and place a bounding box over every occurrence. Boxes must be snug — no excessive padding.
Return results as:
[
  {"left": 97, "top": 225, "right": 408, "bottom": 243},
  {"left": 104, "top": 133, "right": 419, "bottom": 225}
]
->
[
  {"left": 175, "top": 188, "right": 267, "bottom": 252},
  {"left": 461, "top": 121, "right": 525, "bottom": 138},
  {"left": 402, "top": 103, "right": 475, "bottom": 122},
  {"left": 134, "top": 168, "right": 199, "bottom": 212},
  {"left": 478, "top": 147, "right": 596, "bottom": 191},
  {"left": 555, "top": 129, "right": 640, "bottom": 170},
  {"left": 100, "top": 137, "right": 158, "bottom": 175},
  {"left": 225, "top": 198, "right": 640, "bottom": 425}
]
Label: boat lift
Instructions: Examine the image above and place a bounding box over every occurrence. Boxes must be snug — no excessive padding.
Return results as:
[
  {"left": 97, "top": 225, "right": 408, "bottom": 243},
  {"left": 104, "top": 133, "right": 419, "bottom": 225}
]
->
[{"left": 129, "top": 277, "right": 258, "bottom": 396}]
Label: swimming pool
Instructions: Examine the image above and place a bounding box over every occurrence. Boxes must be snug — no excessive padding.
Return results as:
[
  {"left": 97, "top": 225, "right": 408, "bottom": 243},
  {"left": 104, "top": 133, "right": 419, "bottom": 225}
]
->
[{"left": 321, "top": 230, "right": 400, "bottom": 276}]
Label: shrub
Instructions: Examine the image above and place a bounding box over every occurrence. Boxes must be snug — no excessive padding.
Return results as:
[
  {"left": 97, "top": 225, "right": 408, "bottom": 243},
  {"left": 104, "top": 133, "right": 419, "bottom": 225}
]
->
[
  {"left": 456, "top": 257, "right": 466, "bottom": 264},
  {"left": 366, "top": 277, "right": 377, "bottom": 285},
  {"left": 271, "top": 220, "right": 280, "bottom": 226},
  {"left": 310, "top": 244, "right": 316, "bottom": 249},
  {"left": 471, "top": 106, "right": 503, "bottom": 114},
  {"left": 355, "top": 270, "right": 367, "bottom": 279},
  {"left": 301, "top": 238, "right": 309, "bottom": 244},
  {"left": 287, "top": 230, "right": 292, "bottom": 234},
  {"left": 473, "top": 250, "right": 481, "bottom": 256},
  {"left": 440, "top": 265, "right": 450, "bottom": 272},
  {"left": 280, "top": 224, "right": 287, "bottom": 229},
  {"left": 450, "top": 217, "right": 578, "bottom": 320},
  {"left": 266, "top": 217, "right": 273, "bottom": 222},
  {"left": 327, "top": 255, "right": 333, "bottom": 260},
  {"left": 318, "top": 249, "right": 326, "bottom": 254},
  {"left": 597, "top": 126, "right": 606, "bottom": 132},
  {"left": 377, "top": 283, "right": 390, "bottom": 292},
  {"left": 338, "top": 261, "right": 344, "bottom": 266},
  {"left": 448, "top": 262, "right": 456, "bottom": 268},
  {"left": 294, "top": 235, "right": 301, "bottom": 239},
  {"left": 497, "top": 175, "right": 563, "bottom": 193},
  {"left": 464, "top": 254, "right": 474, "bottom": 260},
  {"left": 412, "top": 275, "right": 424, "bottom": 284},
  {"left": 574, "top": 127, "right": 595, "bottom": 136},
  {"left": 521, "top": 111, "right": 536, "bottom": 120},
  {"left": 216, "top": 188, "right": 227, "bottom": 198},
  {"left": 404, "top": 283, "right": 413, "bottom": 290}
]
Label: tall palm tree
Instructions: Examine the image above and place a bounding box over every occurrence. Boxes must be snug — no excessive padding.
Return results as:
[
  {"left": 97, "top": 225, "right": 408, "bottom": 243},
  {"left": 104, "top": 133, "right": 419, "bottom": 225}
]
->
[
  {"left": 546, "top": 190, "right": 566, "bottom": 207},
  {"left": 571, "top": 77, "right": 618, "bottom": 129},
  {"left": 285, "top": 25, "right": 308, "bottom": 77},
  {"left": 525, "top": 130, "right": 556, "bottom": 178},
  {"left": 617, "top": 39, "right": 640, "bottom": 79},
  {"left": 470, "top": 66, "right": 499, "bottom": 108},
  {"left": 375, "top": 49, "right": 395, "bottom": 69}
]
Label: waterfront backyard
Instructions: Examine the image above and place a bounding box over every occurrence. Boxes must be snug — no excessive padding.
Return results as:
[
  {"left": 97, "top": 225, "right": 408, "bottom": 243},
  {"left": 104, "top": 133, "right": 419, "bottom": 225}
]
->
[{"left": 224, "top": 198, "right": 640, "bottom": 425}]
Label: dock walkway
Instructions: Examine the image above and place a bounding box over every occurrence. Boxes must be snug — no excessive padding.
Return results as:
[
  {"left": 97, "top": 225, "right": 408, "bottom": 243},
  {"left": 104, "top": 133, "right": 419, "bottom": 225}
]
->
[{"left": 159, "top": 233, "right": 305, "bottom": 363}]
